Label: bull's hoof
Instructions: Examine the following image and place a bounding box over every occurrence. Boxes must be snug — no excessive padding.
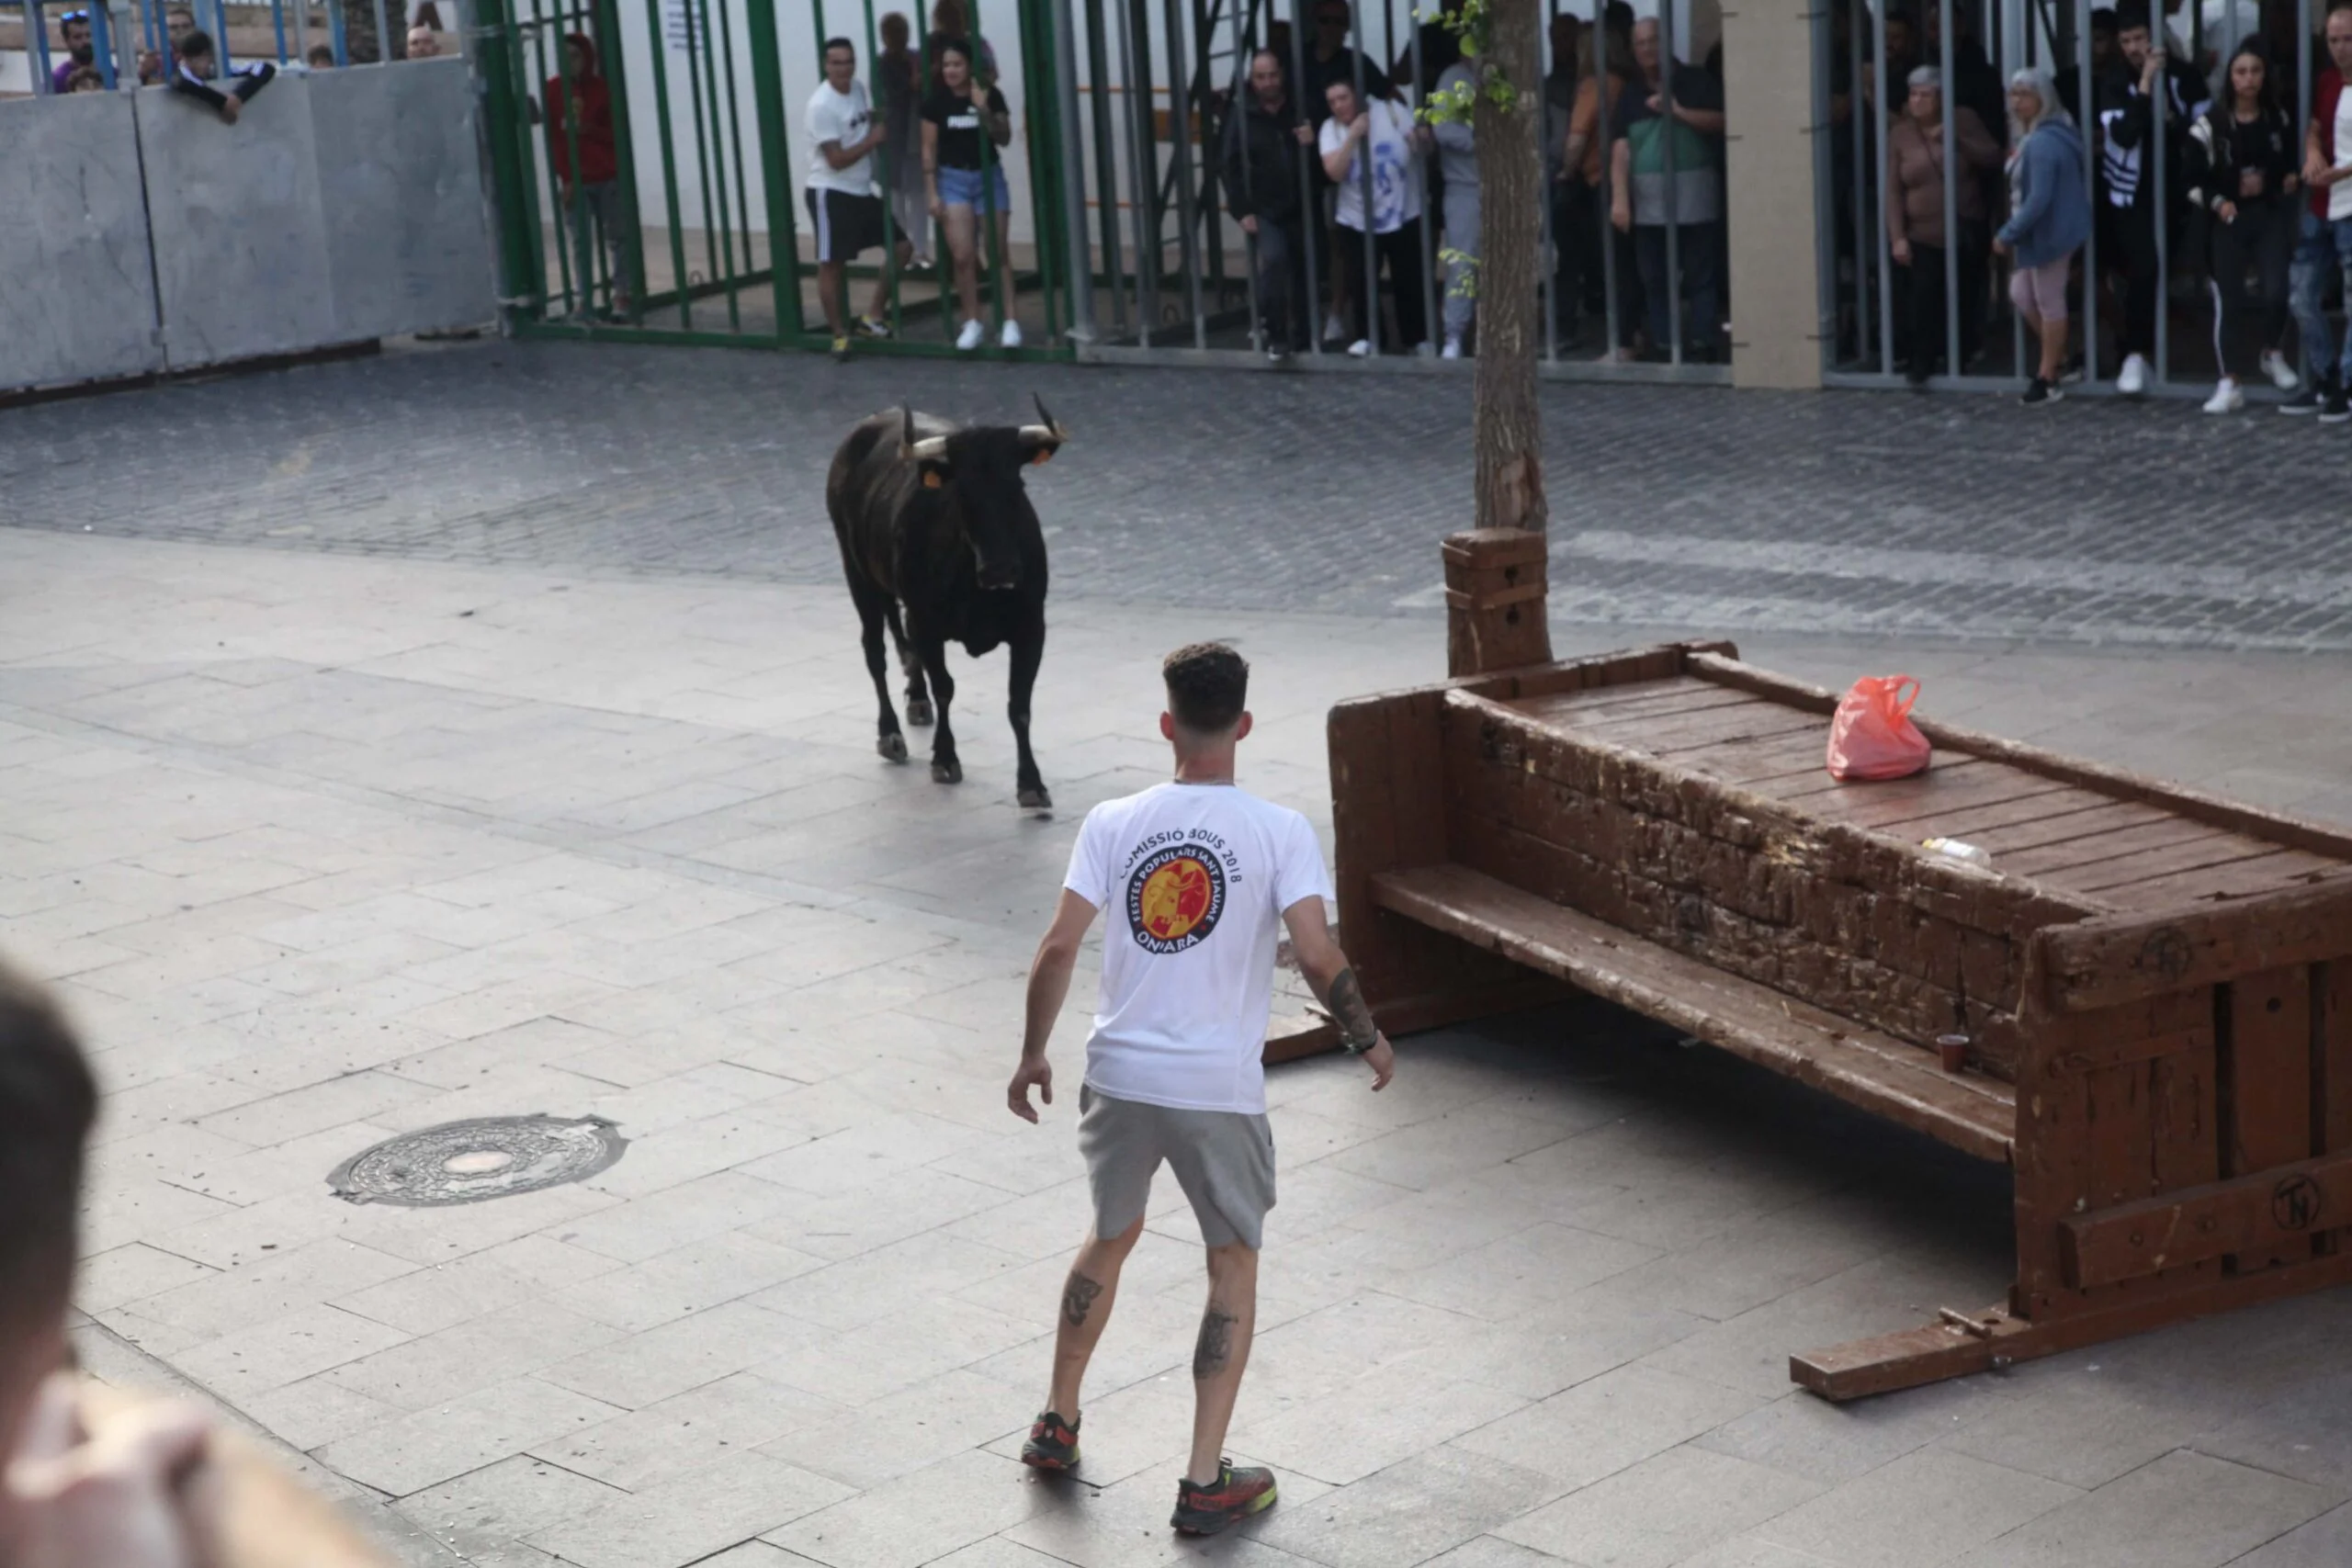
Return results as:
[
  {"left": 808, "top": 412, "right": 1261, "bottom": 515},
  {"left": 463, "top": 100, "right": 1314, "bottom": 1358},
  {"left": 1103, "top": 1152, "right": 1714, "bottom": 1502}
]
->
[
  {"left": 1017, "top": 785, "right": 1053, "bottom": 811},
  {"left": 931, "top": 760, "right": 963, "bottom": 784},
  {"left": 906, "top": 698, "right": 934, "bottom": 727},
  {"left": 878, "top": 732, "right": 909, "bottom": 763}
]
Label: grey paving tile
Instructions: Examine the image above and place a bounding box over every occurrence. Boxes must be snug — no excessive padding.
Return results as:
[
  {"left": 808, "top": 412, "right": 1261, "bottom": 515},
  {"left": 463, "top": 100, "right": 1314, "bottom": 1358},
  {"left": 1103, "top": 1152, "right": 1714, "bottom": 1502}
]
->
[
  {"left": 1696, "top": 1380, "right": 2016, "bottom": 1487},
  {"left": 1494, "top": 1446, "right": 1827, "bottom": 1568},
  {"left": 551, "top": 1232, "right": 827, "bottom": 1334},
  {"left": 405, "top": 1453, "right": 633, "bottom": 1545},
  {"left": 997, "top": 1451, "right": 1333, "bottom": 1568},
  {"left": 1230, "top": 1357, "right": 1530, "bottom": 1486},
  {"left": 1452, "top": 1363, "right": 1767, "bottom": 1491},
  {"left": 74, "top": 1242, "right": 221, "bottom": 1315},
  {"left": 539, "top": 1300, "right": 817, "bottom": 1410},
  {"left": 1250, "top": 1443, "right": 1564, "bottom": 1568},
  {"left": 315, "top": 1374, "right": 627, "bottom": 1496},
  {"left": 1417, "top": 1540, "right": 1580, "bottom": 1568},
  {"left": 2230, "top": 1501, "right": 2352, "bottom": 1568},
  {"left": 1942, "top": 1450, "right": 2329, "bottom": 1568},
  {"left": 173, "top": 1303, "right": 414, "bottom": 1403},
  {"left": 527, "top": 1450, "right": 854, "bottom": 1568},
  {"left": 1753, "top": 1448, "right": 2081, "bottom": 1568},
  {"left": 323, "top": 1302, "right": 623, "bottom": 1410},
  {"left": 534, "top": 1370, "right": 842, "bottom": 1492},
  {"left": 132, "top": 1237, "right": 418, "bottom": 1339}
]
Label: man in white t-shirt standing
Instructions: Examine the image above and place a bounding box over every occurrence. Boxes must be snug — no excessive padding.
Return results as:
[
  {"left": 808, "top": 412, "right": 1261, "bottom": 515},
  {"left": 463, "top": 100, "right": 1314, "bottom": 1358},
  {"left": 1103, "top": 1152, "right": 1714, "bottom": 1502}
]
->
[
  {"left": 805, "top": 38, "right": 907, "bottom": 359},
  {"left": 1007, "top": 643, "right": 1396, "bottom": 1538}
]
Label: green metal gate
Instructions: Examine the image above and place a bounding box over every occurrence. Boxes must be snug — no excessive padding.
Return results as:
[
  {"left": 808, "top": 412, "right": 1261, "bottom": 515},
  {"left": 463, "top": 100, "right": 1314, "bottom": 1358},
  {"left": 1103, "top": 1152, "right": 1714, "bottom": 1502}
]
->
[{"left": 473, "top": 0, "right": 1081, "bottom": 357}]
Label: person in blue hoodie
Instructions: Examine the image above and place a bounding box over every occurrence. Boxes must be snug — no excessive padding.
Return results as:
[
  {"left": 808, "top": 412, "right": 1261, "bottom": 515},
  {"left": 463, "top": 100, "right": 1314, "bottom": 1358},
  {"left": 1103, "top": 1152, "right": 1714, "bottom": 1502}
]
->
[{"left": 1995, "top": 67, "right": 2090, "bottom": 405}]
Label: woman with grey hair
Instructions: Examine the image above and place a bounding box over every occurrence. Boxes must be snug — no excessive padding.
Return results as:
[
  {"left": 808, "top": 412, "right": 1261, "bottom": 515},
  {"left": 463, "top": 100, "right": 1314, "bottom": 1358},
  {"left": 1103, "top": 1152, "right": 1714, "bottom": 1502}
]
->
[
  {"left": 1886, "top": 63, "right": 2002, "bottom": 384},
  {"left": 1994, "top": 67, "right": 2089, "bottom": 404}
]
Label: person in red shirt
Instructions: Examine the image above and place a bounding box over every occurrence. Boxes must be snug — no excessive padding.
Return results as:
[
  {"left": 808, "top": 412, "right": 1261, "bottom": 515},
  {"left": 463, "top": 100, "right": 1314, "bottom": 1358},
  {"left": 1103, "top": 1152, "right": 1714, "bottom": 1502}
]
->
[
  {"left": 2285, "top": 0, "right": 2352, "bottom": 420},
  {"left": 542, "top": 34, "right": 631, "bottom": 319}
]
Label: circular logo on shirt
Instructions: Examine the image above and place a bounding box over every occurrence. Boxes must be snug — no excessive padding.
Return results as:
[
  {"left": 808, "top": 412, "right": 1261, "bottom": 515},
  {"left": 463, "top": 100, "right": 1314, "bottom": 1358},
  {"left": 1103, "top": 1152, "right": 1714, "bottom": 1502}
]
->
[{"left": 1127, "top": 846, "right": 1226, "bottom": 954}]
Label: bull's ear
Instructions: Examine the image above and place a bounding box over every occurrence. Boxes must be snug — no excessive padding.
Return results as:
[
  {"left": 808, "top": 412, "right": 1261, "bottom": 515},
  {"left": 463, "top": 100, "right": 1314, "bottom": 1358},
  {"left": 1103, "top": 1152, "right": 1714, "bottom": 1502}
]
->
[
  {"left": 922, "top": 469, "right": 945, "bottom": 489},
  {"left": 1029, "top": 447, "right": 1053, "bottom": 468}
]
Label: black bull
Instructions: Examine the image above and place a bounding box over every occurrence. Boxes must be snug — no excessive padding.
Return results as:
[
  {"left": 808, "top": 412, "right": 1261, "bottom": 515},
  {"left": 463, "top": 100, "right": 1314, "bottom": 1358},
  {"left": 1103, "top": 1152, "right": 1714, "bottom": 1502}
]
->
[{"left": 825, "top": 399, "right": 1066, "bottom": 809}]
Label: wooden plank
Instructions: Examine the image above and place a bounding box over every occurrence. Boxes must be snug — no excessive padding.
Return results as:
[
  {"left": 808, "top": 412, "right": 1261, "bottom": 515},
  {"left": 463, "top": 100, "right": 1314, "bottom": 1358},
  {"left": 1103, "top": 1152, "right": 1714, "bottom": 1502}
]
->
[
  {"left": 1763, "top": 759, "right": 1983, "bottom": 810},
  {"left": 2059, "top": 1142, "right": 2352, "bottom": 1287},
  {"left": 1585, "top": 705, "right": 1828, "bottom": 759},
  {"left": 2324, "top": 963, "right": 2352, "bottom": 1158},
  {"left": 1687, "top": 652, "right": 2352, "bottom": 862},
  {"left": 1555, "top": 689, "right": 1781, "bottom": 732},
  {"left": 1799, "top": 1245, "right": 2352, "bottom": 1397},
  {"left": 1999, "top": 819, "right": 2243, "bottom": 880},
  {"left": 1512, "top": 679, "right": 1741, "bottom": 725},
  {"left": 1880, "top": 787, "right": 2122, "bottom": 844},
  {"left": 1785, "top": 768, "right": 2082, "bottom": 835},
  {"left": 2040, "top": 832, "right": 2288, "bottom": 893},
  {"left": 1459, "top": 642, "right": 1716, "bottom": 705},
  {"left": 1689, "top": 732, "right": 1847, "bottom": 786},
  {"left": 1964, "top": 802, "right": 2177, "bottom": 857},
  {"left": 1449, "top": 689, "right": 2094, "bottom": 939},
  {"left": 1370, "top": 863, "right": 2016, "bottom": 1160},
  {"left": 2224, "top": 964, "right": 2316, "bottom": 1269},
  {"left": 2092, "top": 852, "right": 2352, "bottom": 909},
  {"left": 2037, "top": 878, "right": 2352, "bottom": 1013},
  {"left": 1791, "top": 1305, "right": 2026, "bottom": 1400},
  {"left": 1445, "top": 766, "right": 2027, "bottom": 1050}
]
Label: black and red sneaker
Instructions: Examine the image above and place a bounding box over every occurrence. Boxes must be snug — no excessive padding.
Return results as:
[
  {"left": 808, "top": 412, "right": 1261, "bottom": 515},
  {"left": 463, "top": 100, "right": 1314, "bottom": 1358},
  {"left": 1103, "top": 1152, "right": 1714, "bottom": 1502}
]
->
[
  {"left": 1170, "top": 1461, "right": 1278, "bottom": 1535},
  {"left": 1020, "top": 1410, "right": 1080, "bottom": 1473}
]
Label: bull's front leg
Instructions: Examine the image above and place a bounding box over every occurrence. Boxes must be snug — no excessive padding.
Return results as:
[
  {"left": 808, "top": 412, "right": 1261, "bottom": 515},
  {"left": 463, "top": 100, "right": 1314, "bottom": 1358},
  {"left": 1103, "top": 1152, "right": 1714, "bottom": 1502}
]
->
[
  {"left": 917, "top": 639, "right": 961, "bottom": 784},
  {"left": 1008, "top": 620, "right": 1049, "bottom": 811}
]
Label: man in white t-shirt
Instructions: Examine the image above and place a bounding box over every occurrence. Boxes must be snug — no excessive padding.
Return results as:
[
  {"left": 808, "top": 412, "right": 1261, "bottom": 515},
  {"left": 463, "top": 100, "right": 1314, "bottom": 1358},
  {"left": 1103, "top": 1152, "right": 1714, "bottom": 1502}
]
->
[
  {"left": 805, "top": 39, "right": 909, "bottom": 358},
  {"left": 1007, "top": 642, "right": 1396, "bottom": 1538}
]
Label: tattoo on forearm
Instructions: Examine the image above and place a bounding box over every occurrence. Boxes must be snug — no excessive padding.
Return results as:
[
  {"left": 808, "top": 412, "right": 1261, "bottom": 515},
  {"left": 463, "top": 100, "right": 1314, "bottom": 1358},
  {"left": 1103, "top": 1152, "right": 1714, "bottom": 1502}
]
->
[
  {"left": 1326, "top": 965, "right": 1377, "bottom": 1044},
  {"left": 1193, "top": 1308, "right": 1237, "bottom": 1380},
  {"left": 1061, "top": 1271, "right": 1103, "bottom": 1328}
]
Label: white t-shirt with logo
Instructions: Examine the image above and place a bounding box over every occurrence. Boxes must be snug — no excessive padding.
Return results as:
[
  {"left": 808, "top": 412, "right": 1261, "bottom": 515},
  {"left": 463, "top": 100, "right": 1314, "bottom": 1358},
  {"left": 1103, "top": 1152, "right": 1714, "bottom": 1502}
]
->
[
  {"left": 807, "top": 79, "right": 876, "bottom": 196},
  {"left": 1318, "top": 96, "right": 1420, "bottom": 234},
  {"left": 1064, "top": 782, "right": 1333, "bottom": 1114}
]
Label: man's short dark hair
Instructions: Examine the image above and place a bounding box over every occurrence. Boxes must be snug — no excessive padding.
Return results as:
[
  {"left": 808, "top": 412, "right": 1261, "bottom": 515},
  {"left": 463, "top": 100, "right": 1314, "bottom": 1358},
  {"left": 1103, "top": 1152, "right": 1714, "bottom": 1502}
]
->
[
  {"left": 0, "top": 961, "right": 97, "bottom": 1326},
  {"left": 2113, "top": 4, "right": 2151, "bottom": 34},
  {"left": 823, "top": 35, "right": 855, "bottom": 57},
  {"left": 1163, "top": 643, "right": 1249, "bottom": 734},
  {"left": 178, "top": 25, "right": 214, "bottom": 58}
]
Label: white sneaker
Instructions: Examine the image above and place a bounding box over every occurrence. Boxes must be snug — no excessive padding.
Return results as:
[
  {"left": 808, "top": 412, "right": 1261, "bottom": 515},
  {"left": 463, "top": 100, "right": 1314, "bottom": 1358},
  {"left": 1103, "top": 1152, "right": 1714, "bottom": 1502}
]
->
[
  {"left": 2118, "top": 353, "right": 2150, "bottom": 396},
  {"left": 2201, "top": 377, "right": 2245, "bottom": 414},
  {"left": 1346, "top": 338, "right": 1373, "bottom": 358},
  {"left": 1441, "top": 336, "right": 1463, "bottom": 359},
  {"left": 955, "top": 318, "right": 984, "bottom": 352},
  {"left": 2260, "top": 349, "right": 2300, "bottom": 391},
  {"left": 1000, "top": 319, "right": 1023, "bottom": 349},
  {"left": 1323, "top": 311, "right": 1349, "bottom": 343}
]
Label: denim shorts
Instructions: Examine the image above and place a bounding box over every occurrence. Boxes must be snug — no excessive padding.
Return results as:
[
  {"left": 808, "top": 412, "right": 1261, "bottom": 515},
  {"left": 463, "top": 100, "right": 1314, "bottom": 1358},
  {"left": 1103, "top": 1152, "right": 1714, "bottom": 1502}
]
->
[{"left": 937, "top": 163, "right": 1012, "bottom": 213}]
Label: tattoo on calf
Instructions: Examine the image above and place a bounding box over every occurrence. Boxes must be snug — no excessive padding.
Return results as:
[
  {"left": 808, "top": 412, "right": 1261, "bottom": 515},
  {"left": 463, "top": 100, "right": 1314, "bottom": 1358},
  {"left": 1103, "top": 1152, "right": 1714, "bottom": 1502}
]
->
[
  {"left": 1193, "top": 1308, "right": 1237, "bottom": 1380},
  {"left": 1061, "top": 1272, "right": 1103, "bottom": 1327},
  {"left": 1327, "top": 965, "right": 1377, "bottom": 1045}
]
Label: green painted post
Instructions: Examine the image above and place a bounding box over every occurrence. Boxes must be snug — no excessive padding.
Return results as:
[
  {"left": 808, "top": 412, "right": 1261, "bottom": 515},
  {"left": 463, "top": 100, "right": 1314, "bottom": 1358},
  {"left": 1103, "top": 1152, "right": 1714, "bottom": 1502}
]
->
[
  {"left": 864, "top": 0, "right": 907, "bottom": 338},
  {"left": 594, "top": 0, "right": 647, "bottom": 320},
  {"left": 713, "top": 0, "right": 758, "bottom": 290},
  {"left": 639, "top": 0, "right": 697, "bottom": 325},
  {"left": 690, "top": 0, "right": 741, "bottom": 328},
  {"left": 527, "top": 0, "right": 581, "bottom": 316},
  {"left": 678, "top": 0, "right": 729, "bottom": 321},
  {"left": 473, "top": 0, "right": 548, "bottom": 326},
  {"left": 741, "top": 0, "right": 809, "bottom": 338}
]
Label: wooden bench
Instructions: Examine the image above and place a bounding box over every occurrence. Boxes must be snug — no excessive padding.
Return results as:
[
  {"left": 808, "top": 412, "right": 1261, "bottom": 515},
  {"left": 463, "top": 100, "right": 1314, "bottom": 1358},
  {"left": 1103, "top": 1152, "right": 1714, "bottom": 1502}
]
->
[{"left": 1309, "top": 564, "right": 2352, "bottom": 1400}]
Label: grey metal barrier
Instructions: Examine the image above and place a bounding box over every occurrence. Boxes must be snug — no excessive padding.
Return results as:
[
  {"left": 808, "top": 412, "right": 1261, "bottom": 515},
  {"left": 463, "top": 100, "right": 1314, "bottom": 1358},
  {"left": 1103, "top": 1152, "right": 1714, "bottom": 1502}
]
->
[
  {"left": 12, "top": 0, "right": 439, "bottom": 97},
  {"left": 1821, "top": 0, "right": 2324, "bottom": 400},
  {"left": 1059, "top": 0, "right": 1734, "bottom": 380}
]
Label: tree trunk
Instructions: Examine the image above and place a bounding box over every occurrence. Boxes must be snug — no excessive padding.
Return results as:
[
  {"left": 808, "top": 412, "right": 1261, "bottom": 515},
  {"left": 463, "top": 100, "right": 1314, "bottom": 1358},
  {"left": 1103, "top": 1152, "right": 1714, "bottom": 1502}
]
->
[{"left": 1470, "top": 0, "right": 1544, "bottom": 536}]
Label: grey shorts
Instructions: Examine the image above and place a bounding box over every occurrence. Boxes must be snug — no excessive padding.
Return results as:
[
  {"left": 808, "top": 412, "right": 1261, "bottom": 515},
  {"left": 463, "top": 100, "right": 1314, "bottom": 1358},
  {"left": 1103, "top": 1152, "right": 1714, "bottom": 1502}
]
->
[{"left": 1078, "top": 1085, "right": 1276, "bottom": 1250}]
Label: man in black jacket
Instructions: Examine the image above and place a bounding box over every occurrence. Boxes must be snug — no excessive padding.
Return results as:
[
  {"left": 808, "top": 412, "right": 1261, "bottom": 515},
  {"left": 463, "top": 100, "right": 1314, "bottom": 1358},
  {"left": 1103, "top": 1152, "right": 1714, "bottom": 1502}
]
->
[
  {"left": 1223, "top": 50, "right": 1316, "bottom": 359},
  {"left": 2096, "top": 4, "right": 2211, "bottom": 391}
]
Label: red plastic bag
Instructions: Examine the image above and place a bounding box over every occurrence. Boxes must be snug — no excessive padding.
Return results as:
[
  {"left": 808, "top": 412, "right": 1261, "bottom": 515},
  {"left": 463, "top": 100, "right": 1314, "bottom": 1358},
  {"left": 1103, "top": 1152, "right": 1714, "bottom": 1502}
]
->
[{"left": 1826, "top": 675, "right": 1930, "bottom": 782}]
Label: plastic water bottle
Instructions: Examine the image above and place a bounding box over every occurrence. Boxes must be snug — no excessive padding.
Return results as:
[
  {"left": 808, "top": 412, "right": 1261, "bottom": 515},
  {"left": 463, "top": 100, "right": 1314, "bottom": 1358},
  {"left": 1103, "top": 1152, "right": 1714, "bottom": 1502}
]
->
[{"left": 1922, "top": 838, "right": 1992, "bottom": 867}]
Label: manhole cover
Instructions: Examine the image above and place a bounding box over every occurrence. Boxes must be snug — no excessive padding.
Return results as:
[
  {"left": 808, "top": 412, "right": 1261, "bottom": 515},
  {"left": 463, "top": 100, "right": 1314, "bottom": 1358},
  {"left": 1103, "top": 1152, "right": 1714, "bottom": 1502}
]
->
[{"left": 328, "top": 1116, "right": 626, "bottom": 1207}]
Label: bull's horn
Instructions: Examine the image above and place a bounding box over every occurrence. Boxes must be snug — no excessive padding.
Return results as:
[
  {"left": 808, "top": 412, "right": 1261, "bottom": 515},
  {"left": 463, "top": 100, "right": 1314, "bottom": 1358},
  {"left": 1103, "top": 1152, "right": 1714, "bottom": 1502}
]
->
[
  {"left": 899, "top": 406, "right": 949, "bottom": 462},
  {"left": 1018, "top": 392, "right": 1067, "bottom": 445}
]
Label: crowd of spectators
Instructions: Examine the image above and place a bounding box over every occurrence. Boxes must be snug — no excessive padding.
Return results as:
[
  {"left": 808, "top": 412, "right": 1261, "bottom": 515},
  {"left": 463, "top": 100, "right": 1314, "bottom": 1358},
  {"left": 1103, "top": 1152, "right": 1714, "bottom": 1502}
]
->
[
  {"left": 1841, "top": 0, "right": 2352, "bottom": 412},
  {"left": 1217, "top": 0, "right": 1734, "bottom": 364},
  {"left": 18, "top": 0, "right": 454, "bottom": 101}
]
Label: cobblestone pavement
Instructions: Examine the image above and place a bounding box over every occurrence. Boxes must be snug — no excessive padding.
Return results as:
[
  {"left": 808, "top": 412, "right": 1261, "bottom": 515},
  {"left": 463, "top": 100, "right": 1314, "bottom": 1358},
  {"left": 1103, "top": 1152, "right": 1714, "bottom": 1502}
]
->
[
  {"left": 7, "top": 339, "right": 2352, "bottom": 649},
  {"left": 9, "top": 524, "right": 2352, "bottom": 1568}
]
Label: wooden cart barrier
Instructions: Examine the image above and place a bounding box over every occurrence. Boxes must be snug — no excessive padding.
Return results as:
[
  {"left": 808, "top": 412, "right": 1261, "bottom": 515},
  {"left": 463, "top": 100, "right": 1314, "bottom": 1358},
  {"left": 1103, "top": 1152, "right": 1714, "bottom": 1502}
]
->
[{"left": 1301, "top": 532, "right": 2352, "bottom": 1400}]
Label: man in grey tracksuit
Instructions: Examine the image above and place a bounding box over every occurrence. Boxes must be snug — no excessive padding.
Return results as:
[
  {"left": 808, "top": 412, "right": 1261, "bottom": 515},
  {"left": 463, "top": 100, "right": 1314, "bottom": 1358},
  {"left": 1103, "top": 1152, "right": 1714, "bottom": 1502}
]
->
[{"left": 1432, "top": 56, "right": 1480, "bottom": 356}]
